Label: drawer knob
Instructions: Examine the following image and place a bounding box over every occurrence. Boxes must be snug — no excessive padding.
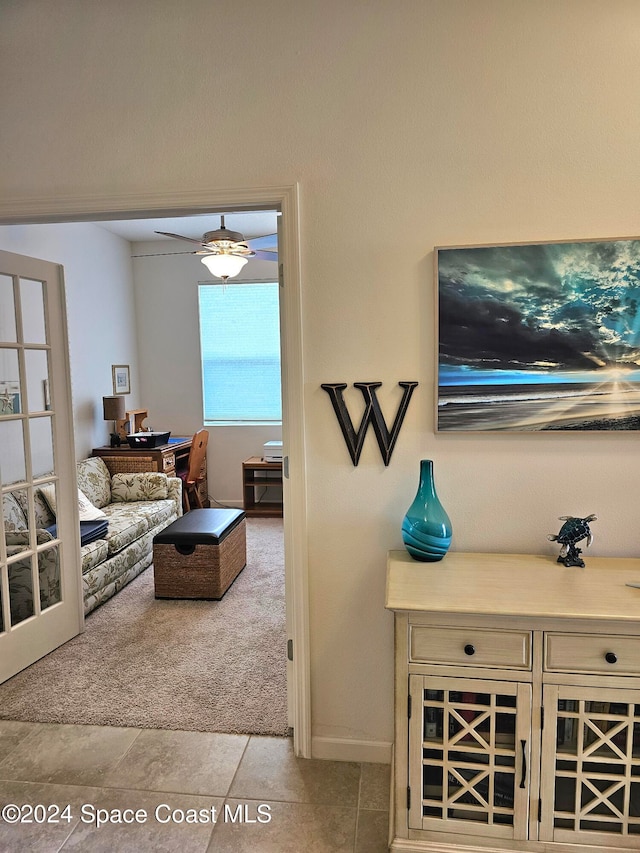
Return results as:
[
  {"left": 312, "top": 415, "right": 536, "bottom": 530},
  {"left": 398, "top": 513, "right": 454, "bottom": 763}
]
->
[
  {"left": 464, "top": 644, "right": 476, "bottom": 656},
  {"left": 605, "top": 651, "right": 618, "bottom": 665}
]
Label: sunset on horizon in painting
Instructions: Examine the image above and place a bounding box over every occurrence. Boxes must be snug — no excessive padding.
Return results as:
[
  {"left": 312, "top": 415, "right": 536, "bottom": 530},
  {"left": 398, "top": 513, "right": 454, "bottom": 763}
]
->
[{"left": 437, "top": 238, "right": 640, "bottom": 431}]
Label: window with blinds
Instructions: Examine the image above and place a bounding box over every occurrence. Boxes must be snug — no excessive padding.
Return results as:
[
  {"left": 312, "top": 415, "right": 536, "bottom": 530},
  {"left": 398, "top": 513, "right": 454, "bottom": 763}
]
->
[{"left": 198, "top": 282, "right": 282, "bottom": 424}]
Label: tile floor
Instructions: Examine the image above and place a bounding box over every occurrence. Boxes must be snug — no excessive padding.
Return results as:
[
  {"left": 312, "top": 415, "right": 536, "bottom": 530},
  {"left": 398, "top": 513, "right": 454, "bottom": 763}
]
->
[{"left": 0, "top": 721, "right": 390, "bottom": 852}]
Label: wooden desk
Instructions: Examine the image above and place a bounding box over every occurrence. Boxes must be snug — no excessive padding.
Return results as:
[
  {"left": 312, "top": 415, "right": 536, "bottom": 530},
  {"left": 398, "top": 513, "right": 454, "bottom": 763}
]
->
[
  {"left": 242, "top": 456, "right": 283, "bottom": 517},
  {"left": 92, "top": 437, "right": 209, "bottom": 508}
]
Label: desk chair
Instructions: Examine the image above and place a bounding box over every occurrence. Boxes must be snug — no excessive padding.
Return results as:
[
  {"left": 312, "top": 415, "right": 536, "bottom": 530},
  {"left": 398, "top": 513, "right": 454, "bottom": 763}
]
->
[{"left": 180, "top": 429, "right": 209, "bottom": 513}]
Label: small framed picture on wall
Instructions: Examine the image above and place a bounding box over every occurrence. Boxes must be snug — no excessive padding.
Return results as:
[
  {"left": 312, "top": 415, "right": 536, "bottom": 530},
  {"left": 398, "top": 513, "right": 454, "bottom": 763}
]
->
[{"left": 112, "top": 364, "right": 131, "bottom": 395}]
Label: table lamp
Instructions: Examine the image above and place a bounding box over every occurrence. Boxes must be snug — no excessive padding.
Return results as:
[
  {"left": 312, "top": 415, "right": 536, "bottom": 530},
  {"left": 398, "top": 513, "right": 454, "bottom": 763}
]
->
[{"left": 103, "top": 395, "right": 126, "bottom": 447}]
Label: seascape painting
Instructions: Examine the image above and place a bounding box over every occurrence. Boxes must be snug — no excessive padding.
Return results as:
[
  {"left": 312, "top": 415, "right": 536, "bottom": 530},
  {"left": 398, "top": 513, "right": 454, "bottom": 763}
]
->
[{"left": 437, "top": 238, "right": 640, "bottom": 431}]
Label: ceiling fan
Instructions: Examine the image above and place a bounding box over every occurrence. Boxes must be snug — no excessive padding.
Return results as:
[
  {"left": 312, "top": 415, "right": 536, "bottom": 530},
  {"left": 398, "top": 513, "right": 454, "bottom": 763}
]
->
[{"left": 155, "top": 215, "right": 277, "bottom": 280}]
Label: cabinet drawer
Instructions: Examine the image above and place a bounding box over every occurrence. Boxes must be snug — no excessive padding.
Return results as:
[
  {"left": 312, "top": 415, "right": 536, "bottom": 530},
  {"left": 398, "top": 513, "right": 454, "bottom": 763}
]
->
[
  {"left": 162, "top": 452, "right": 175, "bottom": 472},
  {"left": 545, "top": 632, "right": 640, "bottom": 675},
  {"left": 410, "top": 625, "right": 532, "bottom": 670}
]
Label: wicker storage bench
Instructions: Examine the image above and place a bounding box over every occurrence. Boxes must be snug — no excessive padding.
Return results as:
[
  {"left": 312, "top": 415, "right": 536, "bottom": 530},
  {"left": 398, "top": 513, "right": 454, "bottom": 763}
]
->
[{"left": 153, "top": 508, "right": 246, "bottom": 599}]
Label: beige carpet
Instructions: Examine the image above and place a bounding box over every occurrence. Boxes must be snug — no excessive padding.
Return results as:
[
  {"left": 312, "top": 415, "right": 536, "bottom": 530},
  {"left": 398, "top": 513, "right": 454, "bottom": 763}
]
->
[{"left": 0, "top": 518, "right": 288, "bottom": 736}]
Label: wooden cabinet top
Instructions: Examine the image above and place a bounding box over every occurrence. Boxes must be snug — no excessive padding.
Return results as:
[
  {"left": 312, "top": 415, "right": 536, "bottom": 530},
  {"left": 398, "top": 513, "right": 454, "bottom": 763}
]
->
[
  {"left": 386, "top": 549, "right": 640, "bottom": 624},
  {"left": 243, "top": 456, "right": 282, "bottom": 469}
]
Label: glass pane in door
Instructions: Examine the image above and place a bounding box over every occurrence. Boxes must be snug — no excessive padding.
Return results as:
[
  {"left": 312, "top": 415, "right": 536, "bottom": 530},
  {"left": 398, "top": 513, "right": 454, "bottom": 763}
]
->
[
  {"left": 7, "top": 552, "right": 35, "bottom": 624},
  {"left": 414, "top": 678, "right": 526, "bottom": 836},
  {"left": 0, "top": 420, "right": 26, "bottom": 484},
  {"left": 29, "top": 417, "right": 54, "bottom": 479},
  {"left": 24, "top": 349, "right": 50, "bottom": 414},
  {"left": 32, "top": 479, "right": 60, "bottom": 613},
  {"left": 3, "top": 487, "right": 34, "bottom": 626},
  {"left": 552, "top": 693, "right": 640, "bottom": 838},
  {"left": 3, "top": 488, "right": 31, "bottom": 536},
  {"left": 19, "top": 278, "right": 47, "bottom": 344},
  {"left": 0, "top": 274, "right": 17, "bottom": 342},
  {"left": 37, "top": 542, "right": 61, "bottom": 612},
  {"left": 0, "top": 348, "right": 21, "bottom": 418}
]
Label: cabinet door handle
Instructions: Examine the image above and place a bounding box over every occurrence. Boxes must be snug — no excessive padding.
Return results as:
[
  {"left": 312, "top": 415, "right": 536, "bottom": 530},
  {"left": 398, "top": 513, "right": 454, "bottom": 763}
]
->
[
  {"left": 463, "top": 644, "right": 475, "bottom": 656},
  {"left": 520, "top": 740, "right": 527, "bottom": 788},
  {"left": 605, "top": 651, "right": 618, "bottom": 664}
]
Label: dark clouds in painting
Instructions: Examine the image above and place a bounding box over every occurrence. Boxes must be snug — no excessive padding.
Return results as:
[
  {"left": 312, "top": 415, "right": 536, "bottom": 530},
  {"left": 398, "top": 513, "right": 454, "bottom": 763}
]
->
[{"left": 438, "top": 240, "right": 640, "bottom": 375}]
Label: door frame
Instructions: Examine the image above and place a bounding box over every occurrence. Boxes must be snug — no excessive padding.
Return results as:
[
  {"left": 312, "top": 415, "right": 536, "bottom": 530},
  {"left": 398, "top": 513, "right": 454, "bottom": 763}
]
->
[{"left": 0, "top": 184, "right": 311, "bottom": 758}]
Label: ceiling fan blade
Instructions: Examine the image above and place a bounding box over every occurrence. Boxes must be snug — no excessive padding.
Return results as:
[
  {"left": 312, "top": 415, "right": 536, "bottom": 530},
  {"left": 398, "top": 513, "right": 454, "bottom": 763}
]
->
[
  {"left": 155, "top": 230, "right": 208, "bottom": 246},
  {"left": 247, "top": 233, "right": 278, "bottom": 251},
  {"left": 252, "top": 250, "right": 278, "bottom": 261},
  {"left": 132, "top": 250, "right": 197, "bottom": 258}
]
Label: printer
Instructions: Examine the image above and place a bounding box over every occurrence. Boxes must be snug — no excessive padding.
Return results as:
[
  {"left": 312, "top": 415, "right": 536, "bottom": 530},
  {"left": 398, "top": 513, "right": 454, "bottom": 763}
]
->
[{"left": 263, "top": 440, "right": 283, "bottom": 463}]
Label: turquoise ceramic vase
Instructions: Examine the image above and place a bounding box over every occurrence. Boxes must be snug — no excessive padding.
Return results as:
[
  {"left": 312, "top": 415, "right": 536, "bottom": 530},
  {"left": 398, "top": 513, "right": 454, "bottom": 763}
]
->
[{"left": 401, "top": 459, "right": 452, "bottom": 561}]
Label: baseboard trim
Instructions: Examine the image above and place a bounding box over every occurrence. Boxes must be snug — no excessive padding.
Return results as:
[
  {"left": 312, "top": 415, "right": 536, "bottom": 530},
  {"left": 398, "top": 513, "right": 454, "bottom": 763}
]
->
[
  {"left": 311, "top": 736, "right": 392, "bottom": 764},
  {"left": 391, "top": 841, "right": 520, "bottom": 852}
]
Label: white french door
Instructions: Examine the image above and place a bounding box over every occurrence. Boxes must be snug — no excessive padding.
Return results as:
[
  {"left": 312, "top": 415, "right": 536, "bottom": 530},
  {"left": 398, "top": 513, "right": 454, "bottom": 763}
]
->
[{"left": 0, "top": 249, "right": 83, "bottom": 683}]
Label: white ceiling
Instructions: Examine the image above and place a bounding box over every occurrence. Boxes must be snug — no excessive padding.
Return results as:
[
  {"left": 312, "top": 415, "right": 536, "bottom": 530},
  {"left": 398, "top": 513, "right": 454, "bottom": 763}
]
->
[{"left": 92, "top": 210, "right": 279, "bottom": 244}]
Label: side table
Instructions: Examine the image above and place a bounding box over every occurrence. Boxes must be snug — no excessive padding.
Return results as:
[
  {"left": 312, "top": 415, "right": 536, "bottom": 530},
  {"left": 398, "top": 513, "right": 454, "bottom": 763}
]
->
[{"left": 242, "top": 456, "right": 283, "bottom": 517}]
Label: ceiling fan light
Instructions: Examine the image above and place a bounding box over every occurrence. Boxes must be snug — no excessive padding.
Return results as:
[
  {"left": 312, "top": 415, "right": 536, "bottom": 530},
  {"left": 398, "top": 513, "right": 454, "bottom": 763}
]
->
[{"left": 200, "top": 253, "right": 248, "bottom": 280}]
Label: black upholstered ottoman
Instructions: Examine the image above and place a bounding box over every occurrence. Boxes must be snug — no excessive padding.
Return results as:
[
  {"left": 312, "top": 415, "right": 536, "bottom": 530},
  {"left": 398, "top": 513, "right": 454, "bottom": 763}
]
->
[{"left": 153, "top": 508, "right": 246, "bottom": 599}]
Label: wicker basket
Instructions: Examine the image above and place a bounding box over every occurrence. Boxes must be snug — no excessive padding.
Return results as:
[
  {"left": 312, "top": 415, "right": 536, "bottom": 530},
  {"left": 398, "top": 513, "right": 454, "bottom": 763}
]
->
[
  {"left": 153, "top": 517, "right": 246, "bottom": 599},
  {"left": 100, "top": 455, "right": 157, "bottom": 475}
]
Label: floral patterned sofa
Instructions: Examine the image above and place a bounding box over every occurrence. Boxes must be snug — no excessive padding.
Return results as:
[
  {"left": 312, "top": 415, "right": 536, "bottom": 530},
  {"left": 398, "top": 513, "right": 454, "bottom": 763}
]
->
[
  {"left": 75, "top": 457, "right": 182, "bottom": 614},
  {"left": 2, "top": 456, "right": 182, "bottom": 622}
]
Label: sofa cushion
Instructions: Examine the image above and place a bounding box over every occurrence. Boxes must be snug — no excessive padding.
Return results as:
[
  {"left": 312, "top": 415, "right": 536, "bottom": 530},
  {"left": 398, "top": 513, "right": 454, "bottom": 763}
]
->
[
  {"left": 82, "top": 533, "right": 153, "bottom": 606},
  {"left": 110, "top": 472, "right": 169, "bottom": 502},
  {"left": 101, "top": 503, "right": 151, "bottom": 555},
  {"left": 81, "top": 538, "right": 109, "bottom": 575},
  {"left": 76, "top": 457, "right": 112, "bottom": 509},
  {"left": 130, "top": 499, "right": 177, "bottom": 531},
  {"left": 39, "top": 484, "right": 107, "bottom": 521}
]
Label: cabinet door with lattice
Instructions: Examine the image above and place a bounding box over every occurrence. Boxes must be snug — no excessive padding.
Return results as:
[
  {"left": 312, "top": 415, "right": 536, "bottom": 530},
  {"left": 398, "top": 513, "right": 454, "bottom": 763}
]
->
[
  {"left": 408, "top": 675, "right": 532, "bottom": 842},
  {"left": 541, "top": 684, "right": 640, "bottom": 849}
]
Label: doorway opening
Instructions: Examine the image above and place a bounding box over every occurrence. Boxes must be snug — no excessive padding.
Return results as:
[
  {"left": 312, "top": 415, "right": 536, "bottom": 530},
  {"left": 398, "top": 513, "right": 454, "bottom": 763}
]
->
[{"left": 0, "top": 186, "right": 310, "bottom": 757}]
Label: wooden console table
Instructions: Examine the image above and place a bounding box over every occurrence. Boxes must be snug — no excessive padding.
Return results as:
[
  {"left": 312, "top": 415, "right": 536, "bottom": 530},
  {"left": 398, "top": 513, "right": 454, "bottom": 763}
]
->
[
  {"left": 242, "top": 456, "right": 283, "bottom": 517},
  {"left": 92, "top": 437, "right": 209, "bottom": 508},
  {"left": 386, "top": 550, "right": 640, "bottom": 853}
]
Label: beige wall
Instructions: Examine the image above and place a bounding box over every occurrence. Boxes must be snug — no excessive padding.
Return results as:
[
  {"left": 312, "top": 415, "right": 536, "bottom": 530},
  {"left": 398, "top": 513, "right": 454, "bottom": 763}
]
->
[
  {"left": 2, "top": 0, "right": 640, "bottom": 756},
  {"left": 131, "top": 240, "right": 283, "bottom": 506},
  {"left": 0, "top": 223, "right": 140, "bottom": 457}
]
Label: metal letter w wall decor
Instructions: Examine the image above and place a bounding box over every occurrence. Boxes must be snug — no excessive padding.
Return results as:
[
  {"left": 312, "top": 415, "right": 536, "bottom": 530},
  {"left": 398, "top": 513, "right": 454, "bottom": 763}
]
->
[{"left": 321, "top": 382, "right": 418, "bottom": 466}]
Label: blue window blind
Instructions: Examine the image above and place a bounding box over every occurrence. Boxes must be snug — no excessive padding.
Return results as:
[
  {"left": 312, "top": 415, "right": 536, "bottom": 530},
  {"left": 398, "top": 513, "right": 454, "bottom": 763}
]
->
[{"left": 198, "top": 282, "right": 282, "bottom": 424}]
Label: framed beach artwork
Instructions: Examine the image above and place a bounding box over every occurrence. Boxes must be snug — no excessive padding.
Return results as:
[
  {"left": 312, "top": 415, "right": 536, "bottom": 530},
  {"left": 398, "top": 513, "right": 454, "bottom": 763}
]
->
[{"left": 436, "top": 237, "right": 640, "bottom": 432}]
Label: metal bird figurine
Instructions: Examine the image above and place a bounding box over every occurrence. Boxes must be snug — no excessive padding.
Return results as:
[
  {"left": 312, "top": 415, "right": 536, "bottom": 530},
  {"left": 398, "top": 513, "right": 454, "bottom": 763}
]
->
[{"left": 548, "top": 514, "right": 597, "bottom": 567}]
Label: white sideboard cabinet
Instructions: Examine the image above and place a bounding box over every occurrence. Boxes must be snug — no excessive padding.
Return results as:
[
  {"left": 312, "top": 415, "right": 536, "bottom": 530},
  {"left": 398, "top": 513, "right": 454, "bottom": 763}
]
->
[{"left": 386, "top": 550, "right": 640, "bottom": 853}]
